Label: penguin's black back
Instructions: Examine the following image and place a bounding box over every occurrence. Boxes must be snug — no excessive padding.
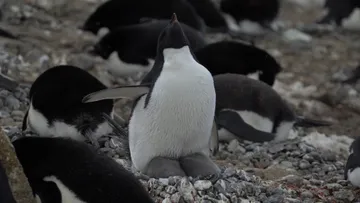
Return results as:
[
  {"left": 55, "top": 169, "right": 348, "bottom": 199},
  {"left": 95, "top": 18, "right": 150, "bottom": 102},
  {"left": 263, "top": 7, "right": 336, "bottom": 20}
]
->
[
  {"left": 194, "top": 41, "right": 282, "bottom": 86},
  {"left": 185, "top": 0, "right": 227, "bottom": 31},
  {"left": 13, "top": 137, "right": 154, "bottom": 203},
  {"left": 0, "top": 161, "right": 16, "bottom": 203},
  {"left": 92, "top": 20, "right": 206, "bottom": 62},
  {"left": 82, "top": 0, "right": 203, "bottom": 34},
  {"left": 28, "top": 65, "right": 113, "bottom": 131},
  {"left": 319, "top": 0, "right": 358, "bottom": 25},
  {"left": 220, "top": 0, "right": 279, "bottom": 25},
  {"left": 214, "top": 74, "right": 295, "bottom": 128}
]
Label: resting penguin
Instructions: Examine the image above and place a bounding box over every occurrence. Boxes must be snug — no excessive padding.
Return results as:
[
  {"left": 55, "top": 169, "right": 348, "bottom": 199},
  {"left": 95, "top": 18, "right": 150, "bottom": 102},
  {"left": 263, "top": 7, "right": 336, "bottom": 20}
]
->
[
  {"left": 214, "top": 74, "right": 332, "bottom": 143},
  {"left": 185, "top": 0, "right": 228, "bottom": 33},
  {"left": 194, "top": 41, "right": 282, "bottom": 86},
  {"left": 220, "top": 0, "right": 279, "bottom": 35},
  {"left": 317, "top": 0, "right": 360, "bottom": 26},
  {"left": 89, "top": 20, "right": 206, "bottom": 78},
  {"left": 13, "top": 136, "right": 155, "bottom": 203},
  {"left": 81, "top": 0, "right": 204, "bottom": 35},
  {"left": 0, "top": 161, "right": 16, "bottom": 203},
  {"left": 83, "top": 14, "right": 220, "bottom": 179},
  {"left": 22, "top": 65, "right": 114, "bottom": 147},
  {"left": 345, "top": 136, "right": 360, "bottom": 187}
]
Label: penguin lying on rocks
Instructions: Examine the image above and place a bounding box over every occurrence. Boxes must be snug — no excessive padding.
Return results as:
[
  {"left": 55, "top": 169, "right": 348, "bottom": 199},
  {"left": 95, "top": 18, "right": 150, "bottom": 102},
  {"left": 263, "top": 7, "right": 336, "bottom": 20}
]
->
[
  {"left": 214, "top": 74, "right": 332, "bottom": 143},
  {"left": 194, "top": 41, "right": 282, "bottom": 86},
  {"left": 89, "top": 19, "right": 206, "bottom": 78},
  {"left": 81, "top": 0, "right": 204, "bottom": 34},
  {"left": 83, "top": 14, "right": 221, "bottom": 179},
  {"left": 13, "top": 136, "right": 155, "bottom": 203},
  {"left": 22, "top": 65, "right": 114, "bottom": 147}
]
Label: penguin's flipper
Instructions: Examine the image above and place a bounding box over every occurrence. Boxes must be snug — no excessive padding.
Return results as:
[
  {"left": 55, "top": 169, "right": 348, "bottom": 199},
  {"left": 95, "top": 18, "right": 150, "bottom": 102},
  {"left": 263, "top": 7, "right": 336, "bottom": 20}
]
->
[
  {"left": 209, "top": 119, "right": 219, "bottom": 156},
  {"left": 22, "top": 110, "right": 29, "bottom": 131},
  {"left": 82, "top": 84, "right": 151, "bottom": 103},
  {"left": 294, "top": 116, "right": 333, "bottom": 128},
  {"left": 216, "top": 110, "right": 275, "bottom": 142}
]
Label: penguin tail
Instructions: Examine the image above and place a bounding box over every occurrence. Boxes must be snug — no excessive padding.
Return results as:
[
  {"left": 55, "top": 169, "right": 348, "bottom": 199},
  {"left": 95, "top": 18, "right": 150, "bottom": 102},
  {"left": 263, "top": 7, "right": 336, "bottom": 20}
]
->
[
  {"left": 216, "top": 110, "right": 275, "bottom": 143},
  {"left": 294, "top": 116, "right": 333, "bottom": 128}
]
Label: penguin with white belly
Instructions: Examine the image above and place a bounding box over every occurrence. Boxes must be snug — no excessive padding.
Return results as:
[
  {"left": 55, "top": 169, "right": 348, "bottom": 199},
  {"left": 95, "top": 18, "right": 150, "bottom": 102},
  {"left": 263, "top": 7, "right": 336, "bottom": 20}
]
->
[
  {"left": 83, "top": 13, "right": 220, "bottom": 179},
  {"left": 13, "top": 136, "right": 155, "bottom": 203},
  {"left": 22, "top": 65, "right": 114, "bottom": 147},
  {"left": 214, "top": 74, "right": 332, "bottom": 143},
  {"left": 345, "top": 136, "right": 360, "bottom": 187}
]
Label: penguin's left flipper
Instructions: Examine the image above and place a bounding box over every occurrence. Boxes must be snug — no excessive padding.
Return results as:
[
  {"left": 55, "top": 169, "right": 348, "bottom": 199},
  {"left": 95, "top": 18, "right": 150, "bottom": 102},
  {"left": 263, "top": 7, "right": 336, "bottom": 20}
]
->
[
  {"left": 209, "top": 119, "right": 219, "bottom": 156},
  {"left": 144, "top": 157, "right": 186, "bottom": 178},
  {"left": 179, "top": 152, "right": 221, "bottom": 179},
  {"left": 216, "top": 110, "right": 275, "bottom": 142},
  {"left": 294, "top": 116, "right": 333, "bottom": 128},
  {"left": 82, "top": 84, "right": 151, "bottom": 103}
]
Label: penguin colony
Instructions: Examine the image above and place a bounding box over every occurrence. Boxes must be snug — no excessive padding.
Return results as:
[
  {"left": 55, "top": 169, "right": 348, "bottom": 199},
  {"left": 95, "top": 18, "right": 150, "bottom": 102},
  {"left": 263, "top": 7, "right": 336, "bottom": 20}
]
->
[{"left": 3, "top": 0, "right": 360, "bottom": 202}]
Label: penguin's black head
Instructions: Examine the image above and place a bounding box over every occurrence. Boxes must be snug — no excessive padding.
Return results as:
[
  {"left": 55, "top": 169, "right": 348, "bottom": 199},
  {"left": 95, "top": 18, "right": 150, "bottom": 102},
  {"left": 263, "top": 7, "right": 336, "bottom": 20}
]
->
[
  {"left": 156, "top": 13, "right": 191, "bottom": 54},
  {"left": 89, "top": 33, "right": 115, "bottom": 59},
  {"left": 81, "top": 0, "right": 115, "bottom": 34}
]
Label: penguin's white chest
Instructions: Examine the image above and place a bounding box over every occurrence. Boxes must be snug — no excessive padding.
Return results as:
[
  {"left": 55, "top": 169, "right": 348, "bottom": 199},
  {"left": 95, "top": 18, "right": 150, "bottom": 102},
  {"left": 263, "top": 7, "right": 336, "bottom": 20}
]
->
[{"left": 129, "top": 47, "right": 216, "bottom": 172}]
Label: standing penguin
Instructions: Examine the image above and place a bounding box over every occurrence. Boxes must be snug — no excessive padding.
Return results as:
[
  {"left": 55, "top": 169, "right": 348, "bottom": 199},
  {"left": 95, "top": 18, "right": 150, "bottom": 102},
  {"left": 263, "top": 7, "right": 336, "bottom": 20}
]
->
[
  {"left": 214, "top": 74, "right": 332, "bottom": 142},
  {"left": 22, "top": 65, "right": 114, "bottom": 147},
  {"left": 194, "top": 41, "right": 282, "bottom": 86},
  {"left": 81, "top": 0, "right": 204, "bottom": 35},
  {"left": 89, "top": 20, "right": 206, "bottom": 78},
  {"left": 83, "top": 14, "right": 220, "bottom": 178},
  {"left": 13, "top": 136, "right": 155, "bottom": 203},
  {"left": 0, "top": 161, "right": 16, "bottom": 203},
  {"left": 345, "top": 136, "right": 360, "bottom": 187}
]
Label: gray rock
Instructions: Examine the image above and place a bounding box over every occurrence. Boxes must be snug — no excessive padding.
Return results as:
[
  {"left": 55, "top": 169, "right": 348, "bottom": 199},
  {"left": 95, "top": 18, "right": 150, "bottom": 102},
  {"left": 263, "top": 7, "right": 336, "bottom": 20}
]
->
[
  {"left": 333, "top": 189, "right": 355, "bottom": 201},
  {"left": 5, "top": 95, "right": 20, "bottom": 110},
  {"left": 194, "top": 180, "right": 212, "bottom": 191}
]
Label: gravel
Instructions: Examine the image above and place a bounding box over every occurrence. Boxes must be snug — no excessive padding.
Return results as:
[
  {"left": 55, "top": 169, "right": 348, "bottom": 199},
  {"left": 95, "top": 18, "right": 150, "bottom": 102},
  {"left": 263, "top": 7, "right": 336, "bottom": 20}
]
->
[{"left": 1, "top": 0, "right": 360, "bottom": 202}]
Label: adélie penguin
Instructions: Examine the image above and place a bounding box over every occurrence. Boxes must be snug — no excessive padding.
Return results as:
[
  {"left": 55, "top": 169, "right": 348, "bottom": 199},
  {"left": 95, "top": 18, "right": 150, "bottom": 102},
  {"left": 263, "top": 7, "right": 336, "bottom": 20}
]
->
[
  {"left": 22, "top": 65, "right": 114, "bottom": 147},
  {"left": 317, "top": 0, "right": 360, "bottom": 26},
  {"left": 13, "top": 136, "right": 155, "bottom": 203},
  {"left": 214, "top": 74, "right": 332, "bottom": 143},
  {"left": 194, "top": 41, "right": 282, "bottom": 86},
  {"left": 83, "top": 13, "right": 221, "bottom": 179},
  {"left": 89, "top": 19, "right": 206, "bottom": 78},
  {"left": 0, "top": 160, "right": 16, "bottom": 203},
  {"left": 81, "top": 0, "right": 204, "bottom": 35},
  {"left": 345, "top": 136, "right": 360, "bottom": 187}
]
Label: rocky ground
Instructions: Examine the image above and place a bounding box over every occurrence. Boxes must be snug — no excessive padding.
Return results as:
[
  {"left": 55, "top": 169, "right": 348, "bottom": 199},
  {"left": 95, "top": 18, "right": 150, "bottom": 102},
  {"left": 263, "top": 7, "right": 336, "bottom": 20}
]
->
[{"left": 1, "top": 0, "right": 360, "bottom": 202}]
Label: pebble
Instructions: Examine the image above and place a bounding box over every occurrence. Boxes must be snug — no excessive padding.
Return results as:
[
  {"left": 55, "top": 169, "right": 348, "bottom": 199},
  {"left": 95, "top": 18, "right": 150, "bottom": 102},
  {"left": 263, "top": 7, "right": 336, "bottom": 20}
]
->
[{"left": 194, "top": 180, "right": 212, "bottom": 191}]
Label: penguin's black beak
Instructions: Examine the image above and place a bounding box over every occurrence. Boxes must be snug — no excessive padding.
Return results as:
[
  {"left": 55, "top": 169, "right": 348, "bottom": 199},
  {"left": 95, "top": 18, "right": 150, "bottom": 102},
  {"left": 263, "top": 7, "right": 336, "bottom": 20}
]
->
[{"left": 170, "top": 13, "right": 179, "bottom": 24}]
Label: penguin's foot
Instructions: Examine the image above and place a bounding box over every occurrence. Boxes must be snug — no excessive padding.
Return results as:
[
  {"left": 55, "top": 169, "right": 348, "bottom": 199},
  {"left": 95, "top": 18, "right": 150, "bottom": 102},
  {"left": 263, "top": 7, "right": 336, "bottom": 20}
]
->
[
  {"left": 179, "top": 152, "right": 221, "bottom": 178},
  {"left": 143, "top": 157, "right": 186, "bottom": 178}
]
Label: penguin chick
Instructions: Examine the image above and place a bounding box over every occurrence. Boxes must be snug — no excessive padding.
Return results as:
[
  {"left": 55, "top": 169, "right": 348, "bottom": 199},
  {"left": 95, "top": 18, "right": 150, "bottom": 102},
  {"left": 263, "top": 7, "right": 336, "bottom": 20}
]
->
[
  {"left": 83, "top": 13, "right": 220, "bottom": 179},
  {"left": 22, "top": 65, "right": 114, "bottom": 147},
  {"left": 194, "top": 41, "right": 282, "bottom": 86},
  {"left": 214, "top": 74, "right": 332, "bottom": 143},
  {"left": 89, "top": 20, "right": 206, "bottom": 78},
  {"left": 0, "top": 161, "right": 16, "bottom": 203},
  {"left": 13, "top": 136, "right": 155, "bottom": 203},
  {"left": 82, "top": 0, "right": 204, "bottom": 35},
  {"left": 317, "top": 0, "right": 359, "bottom": 26},
  {"left": 185, "top": 0, "right": 228, "bottom": 32},
  {"left": 345, "top": 136, "right": 360, "bottom": 187},
  {"left": 220, "top": 0, "right": 279, "bottom": 33}
]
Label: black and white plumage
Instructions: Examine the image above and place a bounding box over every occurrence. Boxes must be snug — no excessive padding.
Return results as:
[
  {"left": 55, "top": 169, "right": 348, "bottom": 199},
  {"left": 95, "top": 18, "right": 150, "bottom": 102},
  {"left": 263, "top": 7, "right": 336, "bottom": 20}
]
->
[
  {"left": 22, "top": 65, "right": 114, "bottom": 146},
  {"left": 83, "top": 14, "right": 220, "bottom": 179},
  {"left": 89, "top": 20, "right": 206, "bottom": 78},
  {"left": 0, "top": 161, "right": 16, "bottom": 203},
  {"left": 81, "top": 0, "right": 204, "bottom": 35},
  {"left": 13, "top": 136, "right": 154, "bottom": 203},
  {"left": 214, "top": 74, "right": 332, "bottom": 143},
  {"left": 220, "top": 0, "right": 279, "bottom": 34},
  {"left": 317, "top": 0, "right": 360, "bottom": 26},
  {"left": 345, "top": 136, "right": 360, "bottom": 187},
  {"left": 194, "top": 41, "right": 282, "bottom": 86}
]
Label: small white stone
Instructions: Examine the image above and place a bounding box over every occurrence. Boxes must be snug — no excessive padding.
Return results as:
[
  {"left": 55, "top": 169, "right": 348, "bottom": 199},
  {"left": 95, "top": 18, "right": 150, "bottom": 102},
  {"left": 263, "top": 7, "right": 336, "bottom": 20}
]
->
[
  {"left": 194, "top": 180, "right": 212, "bottom": 191},
  {"left": 283, "top": 29, "right": 312, "bottom": 42}
]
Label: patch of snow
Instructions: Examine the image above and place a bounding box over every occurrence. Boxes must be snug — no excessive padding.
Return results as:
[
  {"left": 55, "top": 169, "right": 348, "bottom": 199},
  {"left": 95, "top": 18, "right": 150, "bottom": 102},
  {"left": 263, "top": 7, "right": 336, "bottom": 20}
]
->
[{"left": 282, "top": 29, "right": 312, "bottom": 42}]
